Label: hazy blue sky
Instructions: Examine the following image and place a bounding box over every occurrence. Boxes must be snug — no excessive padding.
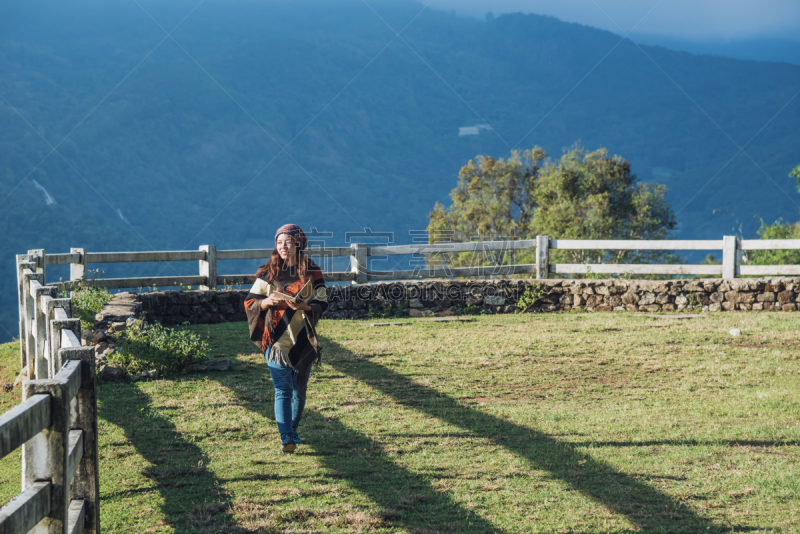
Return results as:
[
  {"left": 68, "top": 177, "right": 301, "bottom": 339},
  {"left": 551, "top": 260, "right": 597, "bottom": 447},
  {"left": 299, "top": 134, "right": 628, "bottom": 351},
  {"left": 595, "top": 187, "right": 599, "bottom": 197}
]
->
[{"left": 432, "top": 0, "right": 800, "bottom": 40}]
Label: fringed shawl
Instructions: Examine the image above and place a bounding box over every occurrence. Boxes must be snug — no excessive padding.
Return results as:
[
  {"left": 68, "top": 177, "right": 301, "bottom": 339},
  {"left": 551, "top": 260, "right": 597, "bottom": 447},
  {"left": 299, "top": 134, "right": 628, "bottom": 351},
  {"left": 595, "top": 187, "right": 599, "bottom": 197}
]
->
[{"left": 244, "top": 261, "right": 327, "bottom": 385}]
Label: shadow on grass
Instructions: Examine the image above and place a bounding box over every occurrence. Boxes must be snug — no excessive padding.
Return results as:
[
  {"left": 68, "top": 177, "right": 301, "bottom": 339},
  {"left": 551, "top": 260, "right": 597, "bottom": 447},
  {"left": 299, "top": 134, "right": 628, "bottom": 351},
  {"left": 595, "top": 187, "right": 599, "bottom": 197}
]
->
[
  {"left": 568, "top": 440, "right": 798, "bottom": 448},
  {"left": 98, "top": 381, "right": 243, "bottom": 533},
  {"left": 366, "top": 436, "right": 798, "bottom": 448},
  {"left": 308, "top": 409, "right": 505, "bottom": 533},
  {"left": 322, "top": 338, "right": 760, "bottom": 534},
  {"left": 207, "top": 358, "right": 506, "bottom": 533}
]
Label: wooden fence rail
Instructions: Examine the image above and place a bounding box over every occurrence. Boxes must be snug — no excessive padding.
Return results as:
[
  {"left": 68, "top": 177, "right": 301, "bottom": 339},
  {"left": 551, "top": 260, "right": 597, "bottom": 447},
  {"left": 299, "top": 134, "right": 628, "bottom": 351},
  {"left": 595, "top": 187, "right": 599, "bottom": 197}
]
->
[
  {"left": 28, "top": 236, "right": 800, "bottom": 292},
  {"left": 4, "top": 253, "right": 100, "bottom": 534}
]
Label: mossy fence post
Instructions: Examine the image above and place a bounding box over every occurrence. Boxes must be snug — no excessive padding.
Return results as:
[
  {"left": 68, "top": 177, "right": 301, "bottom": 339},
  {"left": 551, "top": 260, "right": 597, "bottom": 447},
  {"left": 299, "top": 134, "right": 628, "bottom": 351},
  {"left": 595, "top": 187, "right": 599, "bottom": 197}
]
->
[{"left": 1, "top": 257, "right": 100, "bottom": 533}]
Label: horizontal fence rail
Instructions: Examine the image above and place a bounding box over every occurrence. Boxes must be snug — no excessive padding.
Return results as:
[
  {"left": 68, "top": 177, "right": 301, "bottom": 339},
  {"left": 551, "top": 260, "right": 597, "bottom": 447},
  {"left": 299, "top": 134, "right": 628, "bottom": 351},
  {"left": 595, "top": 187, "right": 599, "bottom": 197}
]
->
[
  {"left": 549, "top": 264, "right": 723, "bottom": 275},
  {"left": 0, "top": 395, "right": 50, "bottom": 459},
  {"left": 740, "top": 239, "right": 800, "bottom": 250},
  {"left": 23, "top": 236, "right": 800, "bottom": 294},
  {"left": 548, "top": 239, "right": 725, "bottom": 250},
  {"left": 0, "top": 481, "right": 51, "bottom": 534},
  {"left": 367, "top": 239, "right": 539, "bottom": 256},
  {"left": 366, "top": 264, "right": 538, "bottom": 281},
  {"left": 85, "top": 251, "right": 204, "bottom": 263},
  {"left": 216, "top": 247, "right": 353, "bottom": 260},
  {"left": 737, "top": 265, "right": 800, "bottom": 275},
  {"left": 6, "top": 252, "right": 101, "bottom": 533}
]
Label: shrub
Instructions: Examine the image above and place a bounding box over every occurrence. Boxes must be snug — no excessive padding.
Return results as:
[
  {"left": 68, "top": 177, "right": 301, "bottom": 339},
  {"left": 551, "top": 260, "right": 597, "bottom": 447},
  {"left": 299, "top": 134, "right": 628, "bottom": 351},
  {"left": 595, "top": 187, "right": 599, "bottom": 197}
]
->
[
  {"left": 64, "top": 270, "right": 113, "bottom": 328},
  {"left": 392, "top": 298, "right": 407, "bottom": 319},
  {"left": 108, "top": 318, "right": 208, "bottom": 375},
  {"left": 516, "top": 283, "right": 545, "bottom": 313},
  {"left": 455, "top": 303, "right": 482, "bottom": 315},
  {"left": 367, "top": 299, "right": 393, "bottom": 319}
]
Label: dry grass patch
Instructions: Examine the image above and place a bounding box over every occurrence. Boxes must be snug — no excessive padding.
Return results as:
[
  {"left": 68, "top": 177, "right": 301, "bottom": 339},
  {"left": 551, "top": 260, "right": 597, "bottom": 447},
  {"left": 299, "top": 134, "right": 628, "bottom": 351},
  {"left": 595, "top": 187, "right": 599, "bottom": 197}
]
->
[
  {"left": 316, "top": 506, "right": 385, "bottom": 529},
  {"left": 231, "top": 498, "right": 280, "bottom": 532}
]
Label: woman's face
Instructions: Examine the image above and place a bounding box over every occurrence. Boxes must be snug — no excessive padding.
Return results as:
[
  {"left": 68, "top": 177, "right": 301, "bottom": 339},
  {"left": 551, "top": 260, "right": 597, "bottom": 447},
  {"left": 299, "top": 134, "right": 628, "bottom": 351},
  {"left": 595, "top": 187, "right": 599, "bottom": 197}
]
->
[{"left": 276, "top": 233, "right": 297, "bottom": 260}]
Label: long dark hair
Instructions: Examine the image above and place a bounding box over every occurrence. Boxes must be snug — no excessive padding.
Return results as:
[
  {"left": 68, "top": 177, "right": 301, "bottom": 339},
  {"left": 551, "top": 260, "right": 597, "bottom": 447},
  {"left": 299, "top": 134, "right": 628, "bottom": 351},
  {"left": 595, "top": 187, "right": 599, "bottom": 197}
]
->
[{"left": 255, "top": 248, "right": 310, "bottom": 283}]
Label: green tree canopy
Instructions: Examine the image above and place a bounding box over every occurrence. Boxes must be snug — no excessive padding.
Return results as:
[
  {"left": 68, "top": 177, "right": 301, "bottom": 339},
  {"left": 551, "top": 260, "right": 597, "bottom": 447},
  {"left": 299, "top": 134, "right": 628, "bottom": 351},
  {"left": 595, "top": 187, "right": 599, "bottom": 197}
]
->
[
  {"left": 747, "top": 218, "right": 800, "bottom": 266},
  {"left": 791, "top": 164, "right": 800, "bottom": 189},
  {"left": 427, "top": 146, "right": 677, "bottom": 268},
  {"left": 427, "top": 148, "right": 544, "bottom": 265},
  {"left": 532, "top": 147, "right": 676, "bottom": 264},
  {"left": 746, "top": 162, "right": 800, "bottom": 266}
]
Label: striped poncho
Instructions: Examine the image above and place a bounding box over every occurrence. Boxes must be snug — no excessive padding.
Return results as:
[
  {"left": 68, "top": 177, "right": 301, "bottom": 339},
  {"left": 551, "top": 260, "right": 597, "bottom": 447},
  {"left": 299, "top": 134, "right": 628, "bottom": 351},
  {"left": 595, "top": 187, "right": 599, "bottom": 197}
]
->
[{"left": 244, "top": 261, "right": 327, "bottom": 379}]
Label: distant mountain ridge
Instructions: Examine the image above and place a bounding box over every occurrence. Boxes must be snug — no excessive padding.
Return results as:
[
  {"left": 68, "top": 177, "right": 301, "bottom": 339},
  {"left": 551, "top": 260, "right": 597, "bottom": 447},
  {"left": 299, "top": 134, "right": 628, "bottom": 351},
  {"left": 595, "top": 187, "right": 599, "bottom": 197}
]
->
[
  {"left": 629, "top": 33, "right": 800, "bottom": 66},
  {"left": 1, "top": 0, "right": 799, "bottom": 341}
]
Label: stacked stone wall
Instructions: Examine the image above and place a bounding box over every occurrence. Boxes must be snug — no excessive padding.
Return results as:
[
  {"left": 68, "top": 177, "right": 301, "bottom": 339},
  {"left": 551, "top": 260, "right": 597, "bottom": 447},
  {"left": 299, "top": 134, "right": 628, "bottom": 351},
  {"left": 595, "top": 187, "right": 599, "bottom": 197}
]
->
[
  {"left": 93, "top": 278, "right": 800, "bottom": 326},
  {"left": 322, "top": 278, "right": 800, "bottom": 318},
  {"left": 138, "top": 290, "right": 247, "bottom": 325}
]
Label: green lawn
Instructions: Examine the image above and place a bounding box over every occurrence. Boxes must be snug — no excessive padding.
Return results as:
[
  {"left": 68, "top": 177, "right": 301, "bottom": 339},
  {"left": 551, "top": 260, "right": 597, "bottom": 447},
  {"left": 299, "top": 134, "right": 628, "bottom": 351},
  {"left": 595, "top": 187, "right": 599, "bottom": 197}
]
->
[{"left": 0, "top": 312, "right": 798, "bottom": 533}]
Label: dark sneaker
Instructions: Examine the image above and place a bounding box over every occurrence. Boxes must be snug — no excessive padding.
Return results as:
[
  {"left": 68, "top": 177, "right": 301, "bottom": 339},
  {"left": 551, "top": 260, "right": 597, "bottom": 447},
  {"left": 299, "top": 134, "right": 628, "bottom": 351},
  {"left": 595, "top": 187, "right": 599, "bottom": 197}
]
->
[{"left": 281, "top": 442, "right": 296, "bottom": 454}]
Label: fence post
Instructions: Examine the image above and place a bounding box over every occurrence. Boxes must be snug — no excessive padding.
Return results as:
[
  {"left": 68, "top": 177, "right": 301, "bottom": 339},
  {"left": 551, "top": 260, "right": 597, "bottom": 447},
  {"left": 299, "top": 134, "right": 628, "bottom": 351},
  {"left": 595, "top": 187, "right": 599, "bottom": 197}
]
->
[
  {"left": 34, "top": 287, "right": 58, "bottom": 381},
  {"left": 722, "top": 235, "right": 737, "bottom": 280},
  {"left": 536, "top": 236, "right": 550, "bottom": 279},
  {"left": 16, "top": 254, "right": 32, "bottom": 371},
  {"left": 28, "top": 249, "right": 46, "bottom": 283},
  {"left": 70, "top": 248, "right": 87, "bottom": 283},
  {"left": 350, "top": 244, "right": 367, "bottom": 285},
  {"left": 199, "top": 245, "right": 217, "bottom": 290},
  {"left": 23, "top": 269, "right": 42, "bottom": 379},
  {"left": 22, "top": 379, "right": 69, "bottom": 534},
  {"left": 60, "top": 346, "right": 100, "bottom": 533},
  {"left": 47, "top": 300, "right": 77, "bottom": 379},
  {"left": 28, "top": 250, "right": 47, "bottom": 378}
]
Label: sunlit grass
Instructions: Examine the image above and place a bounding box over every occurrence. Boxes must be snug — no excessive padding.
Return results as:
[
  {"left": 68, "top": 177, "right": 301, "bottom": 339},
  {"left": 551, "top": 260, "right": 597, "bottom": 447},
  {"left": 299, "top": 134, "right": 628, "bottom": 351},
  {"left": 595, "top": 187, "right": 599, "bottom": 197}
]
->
[{"left": 0, "top": 312, "right": 798, "bottom": 532}]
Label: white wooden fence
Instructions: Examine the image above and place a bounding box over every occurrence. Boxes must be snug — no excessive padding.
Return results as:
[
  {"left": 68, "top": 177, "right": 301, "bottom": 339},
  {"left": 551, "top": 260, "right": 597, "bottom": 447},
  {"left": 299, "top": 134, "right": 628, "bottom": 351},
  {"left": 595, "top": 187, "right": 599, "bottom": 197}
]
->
[
  {"left": 2, "top": 253, "right": 100, "bottom": 534},
  {"left": 5, "top": 235, "right": 799, "bottom": 532},
  {"left": 29, "top": 236, "right": 800, "bottom": 292}
]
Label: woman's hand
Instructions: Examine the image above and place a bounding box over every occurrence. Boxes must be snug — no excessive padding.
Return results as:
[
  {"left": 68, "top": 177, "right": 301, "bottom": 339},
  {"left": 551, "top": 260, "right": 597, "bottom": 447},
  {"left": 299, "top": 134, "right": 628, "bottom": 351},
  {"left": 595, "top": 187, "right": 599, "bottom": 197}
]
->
[
  {"left": 286, "top": 300, "right": 312, "bottom": 312},
  {"left": 260, "top": 294, "right": 282, "bottom": 310}
]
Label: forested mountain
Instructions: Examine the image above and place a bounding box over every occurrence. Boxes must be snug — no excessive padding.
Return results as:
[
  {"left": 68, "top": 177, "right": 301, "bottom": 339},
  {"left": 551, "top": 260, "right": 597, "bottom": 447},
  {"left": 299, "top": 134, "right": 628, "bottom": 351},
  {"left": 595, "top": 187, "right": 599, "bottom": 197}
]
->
[
  {"left": 1, "top": 0, "right": 799, "bottom": 341},
  {"left": 630, "top": 34, "right": 800, "bottom": 66}
]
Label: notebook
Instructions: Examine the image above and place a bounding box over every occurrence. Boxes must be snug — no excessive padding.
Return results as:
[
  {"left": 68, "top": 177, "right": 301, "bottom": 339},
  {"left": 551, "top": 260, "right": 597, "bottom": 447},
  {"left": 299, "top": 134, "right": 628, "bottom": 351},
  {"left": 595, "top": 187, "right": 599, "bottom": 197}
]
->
[{"left": 271, "top": 280, "right": 313, "bottom": 303}]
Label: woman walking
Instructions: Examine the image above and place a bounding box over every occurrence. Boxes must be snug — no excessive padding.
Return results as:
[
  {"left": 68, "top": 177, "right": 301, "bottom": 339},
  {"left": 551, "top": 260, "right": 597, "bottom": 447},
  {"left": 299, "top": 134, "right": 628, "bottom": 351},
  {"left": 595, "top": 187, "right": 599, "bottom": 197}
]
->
[{"left": 244, "top": 224, "right": 328, "bottom": 453}]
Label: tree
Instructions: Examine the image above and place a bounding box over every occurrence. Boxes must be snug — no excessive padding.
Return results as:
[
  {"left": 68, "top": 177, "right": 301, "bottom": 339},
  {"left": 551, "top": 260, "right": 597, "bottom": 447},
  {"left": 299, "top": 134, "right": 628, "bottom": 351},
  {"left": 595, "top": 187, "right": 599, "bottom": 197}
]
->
[
  {"left": 532, "top": 147, "right": 676, "bottom": 265},
  {"left": 427, "top": 148, "right": 544, "bottom": 266},
  {"left": 745, "top": 162, "right": 800, "bottom": 266},
  {"left": 427, "top": 146, "right": 678, "bottom": 268},
  {"left": 746, "top": 218, "right": 800, "bottom": 266}
]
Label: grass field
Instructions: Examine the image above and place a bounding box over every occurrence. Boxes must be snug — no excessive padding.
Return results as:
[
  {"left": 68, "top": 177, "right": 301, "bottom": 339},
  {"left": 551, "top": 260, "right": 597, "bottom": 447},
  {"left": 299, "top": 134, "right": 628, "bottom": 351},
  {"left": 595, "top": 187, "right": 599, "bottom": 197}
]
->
[{"left": 0, "top": 312, "right": 798, "bottom": 533}]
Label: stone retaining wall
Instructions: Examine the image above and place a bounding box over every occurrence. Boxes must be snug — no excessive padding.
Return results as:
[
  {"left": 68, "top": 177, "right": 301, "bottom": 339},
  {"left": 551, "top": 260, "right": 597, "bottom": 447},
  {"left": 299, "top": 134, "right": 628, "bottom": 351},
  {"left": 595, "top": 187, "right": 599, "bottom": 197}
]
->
[
  {"left": 139, "top": 290, "right": 247, "bottom": 325},
  {"left": 93, "top": 278, "right": 800, "bottom": 327}
]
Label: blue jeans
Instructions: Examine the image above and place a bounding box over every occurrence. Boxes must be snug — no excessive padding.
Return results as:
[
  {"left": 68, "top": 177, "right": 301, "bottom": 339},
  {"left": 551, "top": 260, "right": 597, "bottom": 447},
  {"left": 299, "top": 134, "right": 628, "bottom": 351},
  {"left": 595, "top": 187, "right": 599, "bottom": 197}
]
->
[{"left": 266, "top": 348, "right": 312, "bottom": 445}]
